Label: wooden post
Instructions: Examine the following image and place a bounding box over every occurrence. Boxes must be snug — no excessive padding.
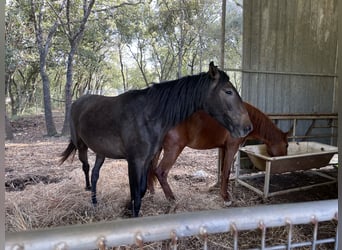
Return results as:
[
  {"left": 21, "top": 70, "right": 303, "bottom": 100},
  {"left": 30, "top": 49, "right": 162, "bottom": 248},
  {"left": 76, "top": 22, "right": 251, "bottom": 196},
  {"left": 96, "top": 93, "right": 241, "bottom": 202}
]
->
[{"left": 217, "top": 0, "right": 227, "bottom": 184}]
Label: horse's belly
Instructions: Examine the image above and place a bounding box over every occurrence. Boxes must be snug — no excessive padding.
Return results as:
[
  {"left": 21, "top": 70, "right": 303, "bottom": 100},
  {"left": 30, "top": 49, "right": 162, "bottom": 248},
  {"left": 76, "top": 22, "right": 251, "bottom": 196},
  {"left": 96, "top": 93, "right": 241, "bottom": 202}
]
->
[
  {"left": 188, "top": 140, "right": 221, "bottom": 149},
  {"left": 188, "top": 134, "right": 226, "bottom": 149},
  {"left": 82, "top": 135, "right": 126, "bottom": 159}
]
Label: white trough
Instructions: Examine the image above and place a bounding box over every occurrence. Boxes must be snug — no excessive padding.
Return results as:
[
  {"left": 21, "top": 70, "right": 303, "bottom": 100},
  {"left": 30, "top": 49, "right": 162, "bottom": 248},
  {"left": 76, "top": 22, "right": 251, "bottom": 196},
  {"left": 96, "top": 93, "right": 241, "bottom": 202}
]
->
[{"left": 236, "top": 141, "right": 338, "bottom": 198}]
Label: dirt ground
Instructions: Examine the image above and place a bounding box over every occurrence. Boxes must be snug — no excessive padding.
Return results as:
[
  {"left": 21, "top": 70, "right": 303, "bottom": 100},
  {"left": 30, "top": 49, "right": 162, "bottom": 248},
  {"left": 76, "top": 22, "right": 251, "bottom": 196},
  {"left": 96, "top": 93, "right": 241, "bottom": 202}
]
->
[{"left": 5, "top": 113, "right": 338, "bottom": 249}]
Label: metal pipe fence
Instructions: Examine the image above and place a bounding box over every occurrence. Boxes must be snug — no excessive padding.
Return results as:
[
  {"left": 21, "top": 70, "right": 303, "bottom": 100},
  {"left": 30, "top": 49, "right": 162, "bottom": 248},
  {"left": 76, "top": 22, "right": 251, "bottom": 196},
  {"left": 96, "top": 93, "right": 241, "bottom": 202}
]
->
[{"left": 5, "top": 199, "right": 338, "bottom": 250}]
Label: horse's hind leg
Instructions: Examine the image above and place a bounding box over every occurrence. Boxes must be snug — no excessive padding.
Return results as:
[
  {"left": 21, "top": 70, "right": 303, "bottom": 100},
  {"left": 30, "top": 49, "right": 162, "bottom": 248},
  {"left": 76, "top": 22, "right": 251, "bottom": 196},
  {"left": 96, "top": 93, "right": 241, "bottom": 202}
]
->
[
  {"left": 147, "top": 149, "right": 162, "bottom": 194},
  {"left": 155, "top": 145, "right": 184, "bottom": 201},
  {"left": 78, "top": 145, "right": 91, "bottom": 190},
  {"left": 90, "top": 154, "right": 105, "bottom": 205}
]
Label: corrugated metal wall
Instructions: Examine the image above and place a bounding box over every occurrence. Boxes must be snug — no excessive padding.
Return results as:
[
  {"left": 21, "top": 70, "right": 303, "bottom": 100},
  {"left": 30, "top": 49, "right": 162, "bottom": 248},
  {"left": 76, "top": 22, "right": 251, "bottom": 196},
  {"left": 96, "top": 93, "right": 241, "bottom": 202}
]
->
[
  {"left": 241, "top": 0, "right": 338, "bottom": 144},
  {"left": 241, "top": 0, "right": 337, "bottom": 114}
]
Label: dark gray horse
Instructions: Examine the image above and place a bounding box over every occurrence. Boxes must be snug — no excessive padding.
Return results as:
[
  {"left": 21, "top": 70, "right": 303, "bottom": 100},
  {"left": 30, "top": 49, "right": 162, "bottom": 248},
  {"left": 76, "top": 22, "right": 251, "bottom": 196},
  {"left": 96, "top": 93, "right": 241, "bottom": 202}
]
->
[{"left": 59, "top": 62, "right": 253, "bottom": 217}]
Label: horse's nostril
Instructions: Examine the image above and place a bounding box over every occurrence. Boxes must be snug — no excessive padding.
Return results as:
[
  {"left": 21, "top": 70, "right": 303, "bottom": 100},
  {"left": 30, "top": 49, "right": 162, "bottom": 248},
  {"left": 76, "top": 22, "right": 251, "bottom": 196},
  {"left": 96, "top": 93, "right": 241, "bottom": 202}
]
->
[{"left": 244, "top": 124, "right": 253, "bottom": 134}]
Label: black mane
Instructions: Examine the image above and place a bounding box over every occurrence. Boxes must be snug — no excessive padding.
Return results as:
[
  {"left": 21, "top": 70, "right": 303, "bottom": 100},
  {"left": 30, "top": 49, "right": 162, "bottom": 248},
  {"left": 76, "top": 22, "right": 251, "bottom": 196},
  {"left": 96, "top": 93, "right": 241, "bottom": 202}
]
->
[{"left": 145, "top": 71, "right": 218, "bottom": 128}]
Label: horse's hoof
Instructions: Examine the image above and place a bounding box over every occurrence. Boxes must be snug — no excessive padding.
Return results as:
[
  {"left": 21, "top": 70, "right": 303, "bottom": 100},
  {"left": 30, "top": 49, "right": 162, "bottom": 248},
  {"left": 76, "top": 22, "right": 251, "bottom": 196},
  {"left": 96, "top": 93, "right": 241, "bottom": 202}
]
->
[
  {"left": 223, "top": 200, "right": 232, "bottom": 207},
  {"left": 165, "top": 193, "right": 176, "bottom": 201},
  {"left": 168, "top": 197, "right": 177, "bottom": 204},
  {"left": 132, "top": 210, "right": 140, "bottom": 217},
  {"left": 85, "top": 186, "right": 91, "bottom": 191},
  {"left": 208, "top": 183, "right": 221, "bottom": 192},
  {"left": 167, "top": 197, "right": 176, "bottom": 202},
  {"left": 125, "top": 200, "right": 133, "bottom": 211},
  {"left": 146, "top": 189, "right": 155, "bottom": 196},
  {"left": 91, "top": 198, "right": 98, "bottom": 206}
]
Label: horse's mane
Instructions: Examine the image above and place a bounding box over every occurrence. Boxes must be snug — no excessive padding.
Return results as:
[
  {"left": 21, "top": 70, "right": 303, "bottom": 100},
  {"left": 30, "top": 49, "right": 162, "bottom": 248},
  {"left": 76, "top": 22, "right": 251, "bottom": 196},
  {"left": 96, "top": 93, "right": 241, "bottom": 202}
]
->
[
  {"left": 146, "top": 71, "right": 226, "bottom": 128},
  {"left": 245, "top": 102, "right": 284, "bottom": 142}
]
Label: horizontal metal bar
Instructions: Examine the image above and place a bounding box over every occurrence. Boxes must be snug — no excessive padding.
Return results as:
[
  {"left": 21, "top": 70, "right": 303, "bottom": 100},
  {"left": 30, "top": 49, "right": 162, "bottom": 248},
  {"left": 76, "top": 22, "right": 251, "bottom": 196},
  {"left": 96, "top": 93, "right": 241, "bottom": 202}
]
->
[
  {"left": 287, "top": 238, "right": 336, "bottom": 249},
  {"left": 236, "top": 169, "right": 337, "bottom": 198},
  {"left": 289, "top": 241, "right": 313, "bottom": 248},
  {"left": 266, "top": 180, "right": 337, "bottom": 197},
  {"left": 316, "top": 238, "right": 337, "bottom": 245},
  {"left": 264, "top": 238, "right": 337, "bottom": 249},
  {"left": 268, "top": 114, "right": 338, "bottom": 119},
  {"left": 225, "top": 68, "right": 337, "bottom": 77},
  {"left": 287, "top": 134, "right": 338, "bottom": 140},
  {"left": 236, "top": 179, "right": 265, "bottom": 196},
  {"left": 235, "top": 173, "right": 265, "bottom": 180},
  {"left": 5, "top": 200, "right": 337, "bottom": 250},
  {"left": 264, "top": 245, "right": 287, "bottom": 250},
  {"left": 314, "top": 171, "right": 337, "bottom": 181}
]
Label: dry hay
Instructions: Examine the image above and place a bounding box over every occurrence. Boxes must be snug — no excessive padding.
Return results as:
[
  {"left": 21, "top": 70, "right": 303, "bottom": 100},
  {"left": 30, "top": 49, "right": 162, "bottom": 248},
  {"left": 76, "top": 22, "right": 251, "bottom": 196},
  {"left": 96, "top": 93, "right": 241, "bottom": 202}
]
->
[{"left": 5, "top": 114, "right": 338, "bottom": 249}]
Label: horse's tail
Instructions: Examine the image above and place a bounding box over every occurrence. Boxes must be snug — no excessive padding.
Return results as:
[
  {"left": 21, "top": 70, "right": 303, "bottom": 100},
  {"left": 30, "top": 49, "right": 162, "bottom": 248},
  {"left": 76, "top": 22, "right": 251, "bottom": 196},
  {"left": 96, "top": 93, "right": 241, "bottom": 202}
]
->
[{"left": 59, "top": 140, "right": 77, "bottom": 165}]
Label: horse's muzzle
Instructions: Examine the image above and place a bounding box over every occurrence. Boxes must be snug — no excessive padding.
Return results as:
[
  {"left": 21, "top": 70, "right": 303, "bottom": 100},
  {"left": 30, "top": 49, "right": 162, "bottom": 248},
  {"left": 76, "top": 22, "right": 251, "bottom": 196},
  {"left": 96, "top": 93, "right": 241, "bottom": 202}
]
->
[
  {"left": 243, "top": 124, "right": 253, "bottom": 135},
  {"left": 232, "top": 123, "right": 253, "bottom": 138}
]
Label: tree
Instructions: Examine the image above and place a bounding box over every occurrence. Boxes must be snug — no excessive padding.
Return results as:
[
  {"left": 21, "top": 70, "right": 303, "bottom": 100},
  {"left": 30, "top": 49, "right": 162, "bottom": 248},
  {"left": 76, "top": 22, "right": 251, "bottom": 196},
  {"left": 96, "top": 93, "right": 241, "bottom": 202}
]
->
[
  {"left": 60, "top": 0, "right": 96, "bottom": 135},
  {"left": 5, "top": 115, "right": 14, "bottom": 140},
  {"left": 118, "top": 39, "right": 128, "bottom": 91},
  {"left": 6, "top": 1, "right": 40, "bottom": 116},
  {"left": 30, "top": 0, "right": 67, "bottom": 136},
  {"left": 115, "top": 2, "right": 151, "bottom": 86},
  {"left": 5, "top": 0, "right": 243, "bottom": 124},
  {"left": 115, "top": 0, "right": 203, "bottom": 82},
  {"left": 60, "top": 0, "right": 143, "bottom": 134}
]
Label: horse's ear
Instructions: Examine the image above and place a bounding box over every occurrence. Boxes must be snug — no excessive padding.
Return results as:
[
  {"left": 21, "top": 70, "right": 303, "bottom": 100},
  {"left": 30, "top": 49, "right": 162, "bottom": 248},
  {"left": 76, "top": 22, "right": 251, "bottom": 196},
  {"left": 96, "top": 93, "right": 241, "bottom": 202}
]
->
[{"left": 208, "top": 61, "right": 219, "bottom": 79}]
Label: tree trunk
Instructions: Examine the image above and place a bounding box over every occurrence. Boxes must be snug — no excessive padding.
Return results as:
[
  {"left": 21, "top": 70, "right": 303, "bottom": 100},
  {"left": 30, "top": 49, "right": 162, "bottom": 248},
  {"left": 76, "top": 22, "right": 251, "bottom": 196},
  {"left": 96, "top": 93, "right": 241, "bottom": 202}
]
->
[
  {"left": 5, "top": 115, "right": 14, "bottom": 140},
  {"left": 61, "top": 0, "right": 96, "bottom": 136},
  {"left": 220, "top": 0, "right": 226, "bottom": 69},
  {"left": 40, "top": 55, "right": 57, "bottom": 136},
  {"left": 118, "top": 42, "right": 127, "bottom": 91},
  {"left": 30, "top": 0, "right": 65, "bottom": 136},
  {"left": 8, "top": 78, "right": 19, "bottom": 116},
  {"left": 177, "top": 5, "right": 185, "bottom": 78},
  {"left": 61, "top": 46, "right": 76, "bottom": 135}
]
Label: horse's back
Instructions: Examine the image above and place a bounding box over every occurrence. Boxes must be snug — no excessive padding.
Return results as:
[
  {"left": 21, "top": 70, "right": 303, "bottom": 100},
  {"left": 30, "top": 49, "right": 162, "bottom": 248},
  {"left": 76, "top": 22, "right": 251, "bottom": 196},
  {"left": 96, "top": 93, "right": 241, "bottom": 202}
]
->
[
  {"left": 71, "top": 95, "right": 123, "bottom": 132},
  {"left": 71, "top": 95, "right": 116, "bottom": 115},
  {"left": 70, "top": 93, "right": 153, "bottom": 159},
  {"left": 71, "top": 94, "right": 142, "bottom": 123},
  {"left": 70, "top": 95, "right": 127, "bottom": 158}
]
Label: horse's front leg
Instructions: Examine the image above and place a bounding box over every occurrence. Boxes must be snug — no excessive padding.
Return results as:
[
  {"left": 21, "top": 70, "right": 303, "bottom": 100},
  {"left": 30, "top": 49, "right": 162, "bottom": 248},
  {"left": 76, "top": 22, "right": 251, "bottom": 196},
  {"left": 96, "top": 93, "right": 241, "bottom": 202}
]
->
[
  {"left": 220, "top": 143, "right": 240, "bottom": 206},
  {"left": 127, "top": 157, "right": 150, "bottom": 217},
  {"left": 209, "top": 148, "right": 225, "bottom": 190},
  {"left": 90, "top": 154, "right": 105, "bottom": 205}
]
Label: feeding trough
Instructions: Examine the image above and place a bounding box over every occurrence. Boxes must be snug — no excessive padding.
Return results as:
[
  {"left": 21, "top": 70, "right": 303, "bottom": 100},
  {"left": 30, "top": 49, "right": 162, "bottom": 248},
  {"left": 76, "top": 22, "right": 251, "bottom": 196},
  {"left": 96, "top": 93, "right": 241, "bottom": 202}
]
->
[{"left": 236, "top": 142, "right": 338, "bottom": 198}]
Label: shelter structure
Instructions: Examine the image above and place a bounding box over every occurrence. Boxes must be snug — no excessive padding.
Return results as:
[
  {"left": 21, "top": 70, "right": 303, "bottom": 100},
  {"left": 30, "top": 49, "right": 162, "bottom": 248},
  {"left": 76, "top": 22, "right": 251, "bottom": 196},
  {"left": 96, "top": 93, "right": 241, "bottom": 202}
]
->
[{"left": 240, "top": 0, "right": 338, "bottom": 145}]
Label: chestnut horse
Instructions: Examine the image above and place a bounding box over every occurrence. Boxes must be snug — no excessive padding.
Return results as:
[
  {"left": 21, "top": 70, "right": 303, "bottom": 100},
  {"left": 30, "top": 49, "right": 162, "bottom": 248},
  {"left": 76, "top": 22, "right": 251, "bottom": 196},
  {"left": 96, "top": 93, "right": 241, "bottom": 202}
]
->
[
  {"left": 59, "top": 62, "right": 252, "bottom": 217},
  {"left": 147, "top": 102, "right": 288, "bottom": 205}
]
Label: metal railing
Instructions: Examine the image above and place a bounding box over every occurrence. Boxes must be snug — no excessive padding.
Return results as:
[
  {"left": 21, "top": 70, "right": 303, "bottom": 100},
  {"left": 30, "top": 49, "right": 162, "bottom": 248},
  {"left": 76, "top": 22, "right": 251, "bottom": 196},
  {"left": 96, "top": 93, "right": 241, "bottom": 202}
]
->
[
  {"left": 268, "top": 113, "right": 338, "bottom": 145},
  {"left": 5, "top": 199, "right": 338, "bottom": 250}
]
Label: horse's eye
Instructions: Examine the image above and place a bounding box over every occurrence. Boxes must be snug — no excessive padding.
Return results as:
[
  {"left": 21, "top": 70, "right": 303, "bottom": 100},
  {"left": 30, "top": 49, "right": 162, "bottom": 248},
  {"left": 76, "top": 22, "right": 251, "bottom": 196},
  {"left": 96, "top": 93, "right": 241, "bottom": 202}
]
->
[{"left": 226, "top": 90, "right": 233, "bottom": 95}]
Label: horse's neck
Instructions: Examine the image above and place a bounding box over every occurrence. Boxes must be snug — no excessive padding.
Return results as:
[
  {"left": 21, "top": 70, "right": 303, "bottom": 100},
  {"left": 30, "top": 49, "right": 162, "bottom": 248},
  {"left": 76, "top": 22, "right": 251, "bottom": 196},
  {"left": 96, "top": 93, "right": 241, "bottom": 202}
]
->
[
  {"left": 249, "top": 110, "right": 281, "bottom": 144},
  {"left": 147, "top": 73, "right": 208, "bottom": 130}
]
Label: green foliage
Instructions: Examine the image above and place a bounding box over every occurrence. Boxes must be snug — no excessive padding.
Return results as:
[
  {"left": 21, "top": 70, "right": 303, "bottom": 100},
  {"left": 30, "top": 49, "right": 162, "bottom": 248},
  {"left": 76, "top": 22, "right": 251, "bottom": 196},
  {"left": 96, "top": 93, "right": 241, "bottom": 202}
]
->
[
  {"left": 6, "top": 0, "right": 41, "bottom": 115},
  {"left": 5, "top": 0, "right": 243, "bottom": 116}
]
